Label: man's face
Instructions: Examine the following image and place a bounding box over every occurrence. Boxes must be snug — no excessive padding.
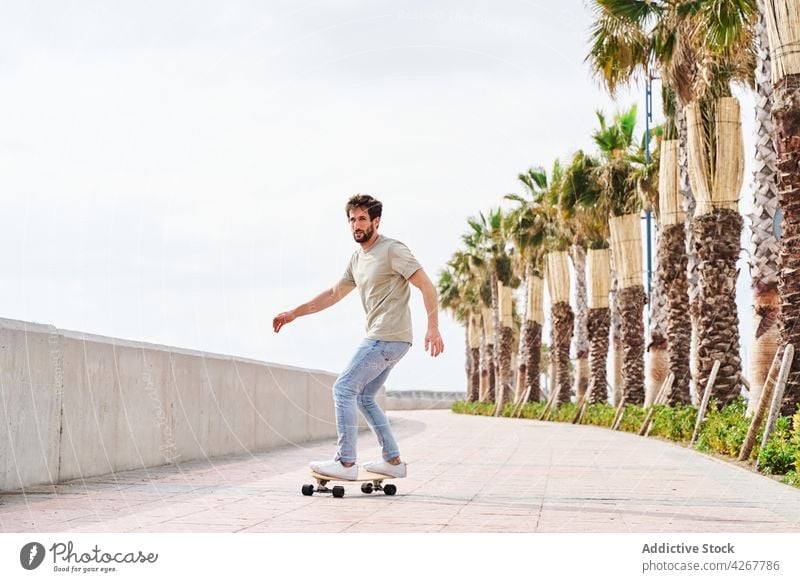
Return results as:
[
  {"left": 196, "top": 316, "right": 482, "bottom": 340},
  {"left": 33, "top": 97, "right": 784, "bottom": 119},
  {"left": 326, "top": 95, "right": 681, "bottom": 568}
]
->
[{"left": 348, "top": 207, "right": 379, "bottom": 243}]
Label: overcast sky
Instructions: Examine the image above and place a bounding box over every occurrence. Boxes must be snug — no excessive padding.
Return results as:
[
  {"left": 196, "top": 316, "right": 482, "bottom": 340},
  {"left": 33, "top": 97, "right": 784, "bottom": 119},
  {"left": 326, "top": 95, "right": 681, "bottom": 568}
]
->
[{"left": 0, "top": 0, "right": 758, "bottom": 391}]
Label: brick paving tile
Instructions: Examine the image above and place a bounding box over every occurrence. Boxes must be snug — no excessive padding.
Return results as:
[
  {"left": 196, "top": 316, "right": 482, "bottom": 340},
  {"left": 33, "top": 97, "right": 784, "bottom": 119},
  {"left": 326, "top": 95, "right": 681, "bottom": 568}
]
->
[{"left": 2, "top": 410, "right": 800, "bottom": 533}]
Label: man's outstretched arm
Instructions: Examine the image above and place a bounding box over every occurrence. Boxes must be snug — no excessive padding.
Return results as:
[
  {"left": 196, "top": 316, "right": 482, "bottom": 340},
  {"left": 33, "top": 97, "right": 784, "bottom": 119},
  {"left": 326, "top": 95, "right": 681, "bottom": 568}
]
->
[
  {"left": 272, "top": 281, "right": 355, "bottom": 333},
  {"left": 408, "top": 268, "right": 444, "bottom": 357}
]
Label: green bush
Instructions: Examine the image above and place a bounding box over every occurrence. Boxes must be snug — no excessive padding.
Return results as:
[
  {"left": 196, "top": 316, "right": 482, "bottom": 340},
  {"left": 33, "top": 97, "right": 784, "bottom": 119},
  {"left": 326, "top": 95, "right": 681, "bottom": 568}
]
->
[
  {"left": 783, "top": 471, "right": 800, "bottom": 487},
  {"left": 617, "top": 404, "right": 647, "bottom": 433},
  {"left": 451, "top": 400, "right": 495, "bottom": 416},
  {"left": 695, "top": 398, "right": 750, "bottom": 457},
  {"left": 515, "top": 401, "right": 548, "bottom": 419},
  {"left": 549, "top": 402, "right": 578, "bottom": 423},
  {"left": 582, "top": 403, "right": 616, "bottom": 427},
  {"left": 648, "top": 403, "right": 697, "bottom": 441},
  {"left": 758, "top": 416, "right": 796, "bottom": 475}
]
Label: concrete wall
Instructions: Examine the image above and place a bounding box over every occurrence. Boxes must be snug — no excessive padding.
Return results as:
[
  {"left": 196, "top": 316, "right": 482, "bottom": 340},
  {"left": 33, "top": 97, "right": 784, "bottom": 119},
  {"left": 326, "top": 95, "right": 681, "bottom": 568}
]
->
[
  {"left": 385, "top": 390, "right": 464, "bottom": 410},
  {"left": 0, "top": 317, "right": 372, "bottom": 493}
]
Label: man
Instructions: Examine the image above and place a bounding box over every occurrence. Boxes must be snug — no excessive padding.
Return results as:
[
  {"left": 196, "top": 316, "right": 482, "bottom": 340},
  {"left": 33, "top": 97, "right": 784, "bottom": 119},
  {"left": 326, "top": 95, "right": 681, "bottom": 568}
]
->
[{"left": 272, "top": 194, "right": 444, "bottom": 480}]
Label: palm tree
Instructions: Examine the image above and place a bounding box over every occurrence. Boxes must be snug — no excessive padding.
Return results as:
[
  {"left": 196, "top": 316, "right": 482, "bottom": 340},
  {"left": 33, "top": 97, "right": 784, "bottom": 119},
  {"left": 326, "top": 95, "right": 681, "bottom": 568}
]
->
[
  {"left": 763, "top": 0, "right": 800, "bottom": 414},
  {"left": 656, "top": 97, "right": 693, "bottom": 403},
  {"left": 562, "top": 150, "right": 613, "bottom": 404},
  {"left": 439, "top": 251, "right": 483, "bottom": 401},
  {"left": 505, "top": 169, "right": 550, "bottom": 403},
  {"left": 587, "top": 0, "right": 758, "bottom": 407},
  {"left": 587, "top": 0, "right": 703, "bottom": 400},
  {"left": 592, "top": 105, "right": 648, "bottom": 405},
  {"left": 517, "top": 163, "right": 592, "bottom": 402},
  {"left": 681, "top": 3, "right": 755, "bottom": 407},
  {"left": 466, "top": 208, "right": 518, "bottom": 407},
  {"left": 540, "top": 161, "right": 576, "bottom": 405},
  {"left": 460, "top": 225, "right": 496, "bottom": 402},
  {"left": 744, "top": 0, "right": 781, "bottom": 415},
  {"left": 631, "top": 124, "right": 671, "bottom": 405},
  {"left": 509, "top": 163, "right": 574, "bottom": 405}
]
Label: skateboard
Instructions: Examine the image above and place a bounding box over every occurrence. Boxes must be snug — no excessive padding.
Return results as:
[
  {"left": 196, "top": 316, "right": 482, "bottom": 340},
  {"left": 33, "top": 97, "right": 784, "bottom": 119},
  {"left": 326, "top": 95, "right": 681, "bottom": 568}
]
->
[{"left": 302, "top": 469, "right": 397, "bottom": 498}]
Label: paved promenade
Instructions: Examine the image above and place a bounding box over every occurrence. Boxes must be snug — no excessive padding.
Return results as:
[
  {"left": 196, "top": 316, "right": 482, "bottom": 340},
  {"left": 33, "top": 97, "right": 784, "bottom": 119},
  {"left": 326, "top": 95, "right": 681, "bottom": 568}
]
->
[{"left": 2, "top": 410, "right": 800, "bottom": 533}]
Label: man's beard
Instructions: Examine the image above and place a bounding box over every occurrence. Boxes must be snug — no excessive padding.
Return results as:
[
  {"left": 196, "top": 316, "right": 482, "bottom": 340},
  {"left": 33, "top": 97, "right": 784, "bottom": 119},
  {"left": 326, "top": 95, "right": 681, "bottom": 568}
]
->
[{"left": 353, "top": 225, "right": 374, "bottom": 243}]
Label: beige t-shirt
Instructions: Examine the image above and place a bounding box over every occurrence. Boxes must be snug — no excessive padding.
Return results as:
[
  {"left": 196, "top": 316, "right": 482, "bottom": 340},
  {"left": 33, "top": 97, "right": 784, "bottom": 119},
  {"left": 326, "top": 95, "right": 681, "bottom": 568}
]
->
[{"left": 340, "top": 235, "right": 422, "bottom": 343}]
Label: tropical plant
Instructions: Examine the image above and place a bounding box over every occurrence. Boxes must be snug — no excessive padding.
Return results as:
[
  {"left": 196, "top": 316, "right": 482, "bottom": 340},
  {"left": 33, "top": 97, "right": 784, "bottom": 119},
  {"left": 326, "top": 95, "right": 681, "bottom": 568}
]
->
[
  {"left": 505, "top": 169, "right": 551, "bottom": 403},
  {"left": 590, "top": 105, "right": 648, "bottom": 405},
  {"left": 466, "top": 208, "right": 519, "bottom": 407},
  {"left": 763, "top": 0, "right": 800, "bottom": 415},
  {"left": 438, "top": 249, "right": 483, "bottom": 401},
  {"left": 560, "top": 150, "right": 613, "bottom": 404},
  {"left": 745, "top": 0, "right": 781, "bottom": 416},
  {"left": 587, "top": 0, "right": 758, "bottom": 409}
]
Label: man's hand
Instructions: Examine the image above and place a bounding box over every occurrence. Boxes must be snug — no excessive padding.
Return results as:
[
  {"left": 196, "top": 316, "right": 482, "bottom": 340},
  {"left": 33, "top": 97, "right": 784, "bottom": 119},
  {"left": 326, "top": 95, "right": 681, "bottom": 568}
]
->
[
  {"left": 425, "top": 327, "right": 444, "bottom": 357},
  {"left": 273, "top": 310, "right": 296, "bottom": 333}
]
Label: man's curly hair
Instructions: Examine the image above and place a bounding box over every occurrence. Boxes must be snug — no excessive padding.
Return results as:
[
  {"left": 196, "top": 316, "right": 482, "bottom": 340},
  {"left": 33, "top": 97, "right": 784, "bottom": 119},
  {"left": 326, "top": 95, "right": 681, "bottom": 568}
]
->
[{"left": 345, "top": 194, "right": 382, "bottom": 220}]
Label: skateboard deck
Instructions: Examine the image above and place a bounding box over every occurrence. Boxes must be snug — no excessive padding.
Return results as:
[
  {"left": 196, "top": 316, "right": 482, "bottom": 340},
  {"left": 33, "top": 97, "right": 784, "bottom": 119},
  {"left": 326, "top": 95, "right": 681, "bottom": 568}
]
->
[{"left": 302, "top": 469, "right": 397, "bottom": 497}]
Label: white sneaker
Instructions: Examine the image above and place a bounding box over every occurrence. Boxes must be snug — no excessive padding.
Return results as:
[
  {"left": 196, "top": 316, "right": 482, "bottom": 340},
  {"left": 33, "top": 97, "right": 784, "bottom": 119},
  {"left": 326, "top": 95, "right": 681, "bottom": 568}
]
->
[
  {"left": 363, "top": 460, "right": 407, "bottom": 478},
  {"left": 309, "top": 459, "right": 358, "bottom": 480}
]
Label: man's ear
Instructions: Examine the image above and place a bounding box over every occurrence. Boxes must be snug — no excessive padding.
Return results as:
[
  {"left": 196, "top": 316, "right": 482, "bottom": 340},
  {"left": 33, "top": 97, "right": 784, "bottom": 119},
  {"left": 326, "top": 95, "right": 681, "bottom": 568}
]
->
[{"left": 374, "top": 216, "right": 381, "bottom": 229}]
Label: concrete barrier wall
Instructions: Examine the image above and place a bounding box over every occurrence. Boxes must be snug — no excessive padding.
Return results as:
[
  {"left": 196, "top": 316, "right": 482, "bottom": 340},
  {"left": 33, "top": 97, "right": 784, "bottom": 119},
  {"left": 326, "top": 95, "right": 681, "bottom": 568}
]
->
[
  {"left": 385, "top": 390, "right": 464, "bottom": 410},
  {"left": 0, "top": 317, "right": 374, "bottom": 493}
]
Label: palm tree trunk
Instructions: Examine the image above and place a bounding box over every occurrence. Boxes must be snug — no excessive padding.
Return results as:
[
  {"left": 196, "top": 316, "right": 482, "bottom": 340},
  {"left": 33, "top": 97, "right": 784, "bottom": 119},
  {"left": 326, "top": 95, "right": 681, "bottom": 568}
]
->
[
  {"left": 676, "top": 105, "right": 701, "bottom": 398},
  {"left": 586, "top": 307, "right": 610, "bottom": 403},
  {"left": 660, "top": 223, "right": 692, "bottom": 403},
  {"left": 497, "top": 282, "right": 514, "bottom": 409},
  {"left": 610, "top": 268, "right": 624, "bottom": 405},
  {"left": 552, "top": 301, "right": 574, "bottom": 404},
  {"left": 523, "top": 320, "right": 542, "bottom": 401},
  {"left": 618, "top": 286, "right": 647, "bottom": 405},
  {"left": 487, "top": 348, "right": 496, "bottom": 401},
  {"left": 659, "top": 138, "right": 692, "bottom": 403},
  {"left": 747, "top": 0, "right": 781, "bottom": 416},
  {"left": 479, "top": 363, "right": 489, "bottom": 402},
  {"left": 467, "top": 313, "right": 481, "bottom": 401},
  {"left": 685, "top": 97, "right": 745, "bottom": 408},
  {"left": 490, "top": 272, "right": 500, "bottom": 399},
  {"left": 571, "top": 244, "right": 590, "bottom": 401},
  {"left": 646, "top": 227, "right": 670, "bottom": 406},
  {"left": 481, "top": 306, "right": 496, "bottom": 402},
  {"left": 469, "top": 347, "right": 480, "bottom": 401},
  {"left": 693, "top": 210, "right": 744, "bottom": 405},
  {"left": 610, "top": 214, "right": 646, "bottom": 405},
  {"left": 465, "top": 326, "right": 473, "bottom": 400},
  {"left": 498, "top": 326, "right": 514, "bottom": 409},
  {"left": 771, "top": 82, "right": 800, "bottom": 415}
]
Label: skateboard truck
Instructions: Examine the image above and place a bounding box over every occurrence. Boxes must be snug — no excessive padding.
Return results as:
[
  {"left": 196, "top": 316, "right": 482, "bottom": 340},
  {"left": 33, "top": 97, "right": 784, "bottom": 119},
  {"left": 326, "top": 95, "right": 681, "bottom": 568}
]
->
[{"left": 302, "top": 471, "right": 398, "bottom": 498}]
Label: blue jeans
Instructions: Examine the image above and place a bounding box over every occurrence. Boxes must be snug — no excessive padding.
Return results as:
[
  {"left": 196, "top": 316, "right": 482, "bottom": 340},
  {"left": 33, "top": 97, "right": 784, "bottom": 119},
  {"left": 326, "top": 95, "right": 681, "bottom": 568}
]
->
[{"left": 332, "top": 339, "right": 411, "bottom": 464}]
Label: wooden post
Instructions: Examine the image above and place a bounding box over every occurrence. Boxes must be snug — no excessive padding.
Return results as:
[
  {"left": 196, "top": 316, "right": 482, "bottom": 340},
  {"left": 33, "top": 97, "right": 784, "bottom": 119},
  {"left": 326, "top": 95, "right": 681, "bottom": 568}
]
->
[
  {"left": 738, "top": 350, "right": 782, "bottom": 461},
  {"left": 690, "top": 360, "right": 720, "bottom": 446},
  {"left": 571, "top": 392, "right": 588, "bottom": 424},
  {"left": 638, "top": 373, "right": 674, "bottom": 436},
  {"left": 493, "top": 383, "right": 505, "bottom": 417},
  {"left": 756, "top": 345, "right": 795, "bottom": 469},
  {"left": 541, "top": 383, "right": 562, "bottom": 422},
  {"left": 513, "top": 383, "right": 533, "bottom": 418},
  {"left": 644, "top": 373, "right": 674, "bottom": 438},
  {"left": 611, "top": 397, "right": 626, "bottom": 431}
]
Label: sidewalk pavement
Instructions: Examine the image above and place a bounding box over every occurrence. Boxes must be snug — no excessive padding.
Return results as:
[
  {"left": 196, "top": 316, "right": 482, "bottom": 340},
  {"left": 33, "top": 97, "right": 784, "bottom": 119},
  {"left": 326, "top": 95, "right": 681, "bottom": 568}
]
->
[{"left": 2, "top": 409, "right": 799, "bottom": 533}]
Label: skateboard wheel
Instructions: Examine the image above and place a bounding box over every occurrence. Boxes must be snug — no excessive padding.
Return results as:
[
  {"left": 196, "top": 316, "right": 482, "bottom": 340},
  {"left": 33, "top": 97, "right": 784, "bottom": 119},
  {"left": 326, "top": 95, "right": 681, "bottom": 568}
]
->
[
  {"left": 360, "top": 483, "right": 374, "bottom": 494},
  {"left": 383, "top": 484, "right": 397, "bottom": 496},
  {"left": 332, "top": 486, "right": 345, "bottom": 498},
  {"left": 301, "top": 484, "right": 314, "bottom": 496}
]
